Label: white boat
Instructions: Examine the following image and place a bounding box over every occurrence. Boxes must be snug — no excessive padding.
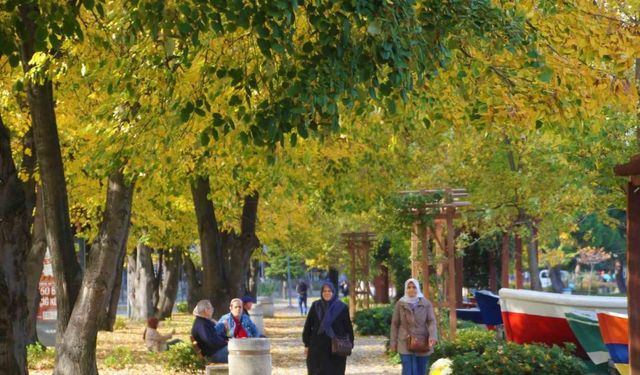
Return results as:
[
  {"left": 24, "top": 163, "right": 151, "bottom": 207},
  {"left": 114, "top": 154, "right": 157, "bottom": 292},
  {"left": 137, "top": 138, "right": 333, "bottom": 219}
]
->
[{"left": 498, "top": 288, "right": 626, "bottom": 356}]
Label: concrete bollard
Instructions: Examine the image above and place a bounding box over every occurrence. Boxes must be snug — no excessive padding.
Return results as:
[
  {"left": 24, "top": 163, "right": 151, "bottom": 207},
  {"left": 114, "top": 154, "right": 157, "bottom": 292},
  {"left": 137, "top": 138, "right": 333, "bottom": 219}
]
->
[
  {"left": 257, "top": 296, "right": 274, "bottom": 318},
  {"left": 228, "top": 338, "right": 271, "bottom": 375},
  {"left": 250, "top": 304, "right": 265, "bottom": 335},
  {"left": 205, "top": 363, "right": 229, "bottom": 375}
]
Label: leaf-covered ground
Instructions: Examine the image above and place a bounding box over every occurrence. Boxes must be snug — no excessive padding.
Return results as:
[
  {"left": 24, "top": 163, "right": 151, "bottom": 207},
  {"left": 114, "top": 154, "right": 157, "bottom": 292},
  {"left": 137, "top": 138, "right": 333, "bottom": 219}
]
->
[{"left": 30, "top": 303, "right": 400, "bottom": 374}]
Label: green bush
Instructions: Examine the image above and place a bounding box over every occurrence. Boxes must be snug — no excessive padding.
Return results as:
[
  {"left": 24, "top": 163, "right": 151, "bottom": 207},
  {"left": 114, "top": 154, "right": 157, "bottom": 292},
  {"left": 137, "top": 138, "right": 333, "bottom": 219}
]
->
[
  {"left": 113, "top": 316, "right": 127, "bottom": 330},
  {"left": 258, "top": 280, "right": 278, "bottom": 297},
  {"left": 430, "top": 328, "right": 497, "bottom": 362},
  {"left": 176, "top": 302, "right": 188, "bottom": 313},
  {"left": 103, "top": 346, "right": 134, "bottom": 369},
  {"left": 340, "top": 297, "right": 349, "bottom": 305},
  {"left": 27, "top": 343, "right": 55, "bottom": 370},
  {"left": 451, "top": 342, "right": 586, "bottom": 375},
  {"left": 353, "top": 304, "right": 394, "bottom": 336},
  {"left": 165, "top": 341, "right": 203, "bottom": 374},
  {"left": 428, "top": 328, "right": 586, "bottom": 375}
]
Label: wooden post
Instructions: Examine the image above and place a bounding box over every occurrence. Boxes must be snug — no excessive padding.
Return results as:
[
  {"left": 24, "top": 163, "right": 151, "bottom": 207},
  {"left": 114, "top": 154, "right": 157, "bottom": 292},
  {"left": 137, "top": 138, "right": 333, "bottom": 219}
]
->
[
  {"left": 455, "top": 253, "right": 464, "bottom": 308},
  {"left": 348, "top": 239, "right": 356, "bottom": 318},
  {"left": 446, "top": 207, "right": 457, "bottom": 339},
  {"left": 363, "top": 238, "right": 370, "bottom": 309},
  {"left": 501, "top": 233, "right": 510, "bottom": 289},
  {"left": 421, "top": 226, "right": 430, "bottom": 299},
  {"left": 627, "top": 181, "right": 640, "bottom": 374},
  {"left": 515, "top": 235, "right": 523, "bottom": 289},
  {"left": 411, "top": 221, "right": 420, "bottom": 279}
]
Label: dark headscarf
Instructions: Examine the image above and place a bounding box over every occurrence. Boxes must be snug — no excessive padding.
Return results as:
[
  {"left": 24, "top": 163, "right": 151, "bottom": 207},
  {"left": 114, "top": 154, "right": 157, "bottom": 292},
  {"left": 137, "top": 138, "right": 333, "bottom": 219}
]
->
[{"left": 315, "top": 281, "right": 346, "bottom": 338}]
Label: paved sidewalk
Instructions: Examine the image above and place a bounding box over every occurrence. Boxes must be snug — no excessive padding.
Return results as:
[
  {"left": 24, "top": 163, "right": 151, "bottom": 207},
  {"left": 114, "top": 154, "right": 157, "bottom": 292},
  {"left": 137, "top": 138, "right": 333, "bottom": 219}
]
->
[{"left": 268, "top": 303, "right": 400, "bottom": 375}]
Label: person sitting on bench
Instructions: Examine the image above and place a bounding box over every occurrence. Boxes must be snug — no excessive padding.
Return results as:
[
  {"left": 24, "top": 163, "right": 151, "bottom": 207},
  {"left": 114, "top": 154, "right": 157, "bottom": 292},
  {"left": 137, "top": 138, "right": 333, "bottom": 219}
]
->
[{"left": 191, "top": 300, "right": 229, "bottom": 363}]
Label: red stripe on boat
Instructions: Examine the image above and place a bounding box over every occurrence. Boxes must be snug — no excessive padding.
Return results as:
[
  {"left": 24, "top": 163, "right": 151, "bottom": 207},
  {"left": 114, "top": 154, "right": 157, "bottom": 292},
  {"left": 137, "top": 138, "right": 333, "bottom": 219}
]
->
[{"left": 501, "top": 311, "right": 587, "bottom": 357}]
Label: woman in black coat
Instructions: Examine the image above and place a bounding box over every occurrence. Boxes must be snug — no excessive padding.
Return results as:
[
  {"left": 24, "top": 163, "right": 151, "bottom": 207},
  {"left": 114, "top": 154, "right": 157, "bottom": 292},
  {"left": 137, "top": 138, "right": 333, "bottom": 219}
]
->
[{"left": 302, "top": 281, "right": 354, "bottom": 375}]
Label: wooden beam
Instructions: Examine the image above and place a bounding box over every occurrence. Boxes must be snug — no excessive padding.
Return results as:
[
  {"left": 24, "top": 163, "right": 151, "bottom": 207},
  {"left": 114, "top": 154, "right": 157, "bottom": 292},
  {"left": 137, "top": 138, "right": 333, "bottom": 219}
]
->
[
  {"left": 348, "top": 240, "right": 356, "bottom": 318},
  {"left": 627, "top": 181, "right": 640, "bottom": 374}
]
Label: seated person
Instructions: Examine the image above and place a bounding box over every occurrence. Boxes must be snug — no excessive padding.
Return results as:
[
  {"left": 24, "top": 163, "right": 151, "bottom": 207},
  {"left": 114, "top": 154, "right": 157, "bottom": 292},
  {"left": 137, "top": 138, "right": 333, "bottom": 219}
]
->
[
  {"left": 144, "top": 317, "right": 182, "bottom": 352},
  {"left": 241, "top": 295, "right": 255, "bottom": 317},
  {"left": 216, "top": 298, "right": 260, "bottom": 338},
  {"left": 191, "top": 300, "right": 229, "bottom": 363}
]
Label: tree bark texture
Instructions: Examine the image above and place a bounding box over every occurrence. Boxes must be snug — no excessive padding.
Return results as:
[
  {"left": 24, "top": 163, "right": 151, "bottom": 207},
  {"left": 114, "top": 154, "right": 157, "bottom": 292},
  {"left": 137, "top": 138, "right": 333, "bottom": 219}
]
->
[
  {"left": 156, "top": 249, "right": 182, "bottom": 319},
  {"left": 527, "top": 222, "right": 542, "bottom": 291},
  {"left": 488, "top": 248, "right": 497, "bottom": 293},
  {"left": 0, "top": 115, "right": 29, "bottom": 375},
  {"left": 53, "top": 170, "right": 133, "bottom": 375},
  {"left": 191, "top": 176, "right": 260, "bottom": 317},
  {"left": 127, "top": 243, "right": 155, "bottom": 321},
  {"left": 515, "top": 235, "right": 523, "bottom": 289},
  {"left": 97, "top": 232, "right": 128, "bottom": 331},
  {"left": 549, "top": 265, "right": 565, "bottom": 293},
  {"left": 25, "top": 188, "right": 46, "bottom": 345},
  {"left": 501, "top": 233, "right": 510, "bottom": 289}
]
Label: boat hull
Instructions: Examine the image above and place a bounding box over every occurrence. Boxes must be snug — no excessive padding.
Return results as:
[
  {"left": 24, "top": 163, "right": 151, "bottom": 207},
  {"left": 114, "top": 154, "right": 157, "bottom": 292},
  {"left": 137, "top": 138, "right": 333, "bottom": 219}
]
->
[
  {"left": 499, "top": 288, "right": 626, "bottom": 357},
  {"left": 597, "top": 311, "right": 629, "bottom": 375}
]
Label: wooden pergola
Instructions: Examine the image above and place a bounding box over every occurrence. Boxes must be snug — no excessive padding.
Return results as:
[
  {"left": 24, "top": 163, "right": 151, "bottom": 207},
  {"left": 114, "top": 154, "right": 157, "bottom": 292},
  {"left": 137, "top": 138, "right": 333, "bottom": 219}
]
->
[
  {"left": 341, "top": 232, "right": 375, "bottom": 318},
  {"left": 398, "top": 188, "right": 470, "bottom": 339},
  {"left": 613, "top": 156, "right": 640, "bottom": 374}
]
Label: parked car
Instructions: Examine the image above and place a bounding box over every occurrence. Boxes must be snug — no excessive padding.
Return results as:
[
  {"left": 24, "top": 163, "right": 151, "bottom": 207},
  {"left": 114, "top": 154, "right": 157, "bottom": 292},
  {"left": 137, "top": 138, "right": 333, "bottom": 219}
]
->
[{"left": 539, "top": 269, "right": 570, "bottom": 289}]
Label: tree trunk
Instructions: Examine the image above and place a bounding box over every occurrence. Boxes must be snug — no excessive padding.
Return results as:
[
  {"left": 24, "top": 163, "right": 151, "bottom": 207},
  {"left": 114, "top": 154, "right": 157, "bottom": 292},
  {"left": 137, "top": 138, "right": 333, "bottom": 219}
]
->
[
  {"left": 488, "top": 248, "right": 498, "bottom": 293},
  {"left": 515, "top": 235, "right": 523, "bottom": 289},
  {"left": 97, "top": 234, "right": 128, "bottom": 331},
  {"left": 183, "top": 253, "right": 202, "bottom": 311},
  {"left": 549, "top": 265, "right": 565, "bottom": 293},
  {"left": 191, "top": 176, "right": 260, "bottom": 317},
  {"left": 247, "top": 257, "right": 260, "bottom": 298},
  {"left": 328, "top": 268, "right": 340, "bottom": 292},
  {"left": 156, "top": 249, "right": 182, "bottom": 319},
  {"left": 25, "top": 187, "right": 46, "bottom": 345},
  {"left": 53, "top": 170, "right": 133, "bottom": 375},
  {"left": 374, "top": 265, "right": 390, "bottom": 303},
  {"left": 501, "top": 233, "right": 510, "bottom": 289},
  {"left": 19, "top": 4, "right": 83, "bottom": 344},
  {"left": 528, "top": 222, "right": 542, "bottom": 291},
  {"left": 152, "top": 249, "right": 164, "bottom": 312},
  {"left": 0, "top": 115, "right": 29, "bottom": 374},
  {"left": 127, "top": 243, "right": 155, "bottom": 321}
]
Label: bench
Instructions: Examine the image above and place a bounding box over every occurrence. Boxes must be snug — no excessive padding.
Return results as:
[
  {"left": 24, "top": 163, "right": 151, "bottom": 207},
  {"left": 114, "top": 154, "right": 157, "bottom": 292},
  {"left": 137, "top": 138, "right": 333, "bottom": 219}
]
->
[{"left": 190, "top": 336, "right": 228, "bottom": 374}]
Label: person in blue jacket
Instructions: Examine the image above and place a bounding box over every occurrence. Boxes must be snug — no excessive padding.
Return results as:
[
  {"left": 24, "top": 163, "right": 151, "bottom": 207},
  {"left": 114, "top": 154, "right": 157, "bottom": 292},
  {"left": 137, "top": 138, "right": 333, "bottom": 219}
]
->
[
  {"left": 216, "top": 298, "right": 260, "bottom": 338},
  {"left": 191, "top": 300, "right": 229, "bottom": 363}
]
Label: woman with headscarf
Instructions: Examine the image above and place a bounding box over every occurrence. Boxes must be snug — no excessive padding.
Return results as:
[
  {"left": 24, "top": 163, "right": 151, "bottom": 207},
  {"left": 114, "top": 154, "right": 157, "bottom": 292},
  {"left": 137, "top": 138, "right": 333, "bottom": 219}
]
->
[
  {"left": 390, "top": 278, "right": 438, "bottom": 375},
  {"left": 302, "top": 281, "right": 354, "bottom": 375}
]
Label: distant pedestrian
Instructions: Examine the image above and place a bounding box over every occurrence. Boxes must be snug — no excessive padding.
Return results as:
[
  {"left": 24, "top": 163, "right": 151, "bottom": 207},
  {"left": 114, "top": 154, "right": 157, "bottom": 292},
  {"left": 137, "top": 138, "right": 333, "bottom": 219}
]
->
[
  {"left": 296, "top": 279, "right": 309, "bottom": 315},
  {"left": 216, "top": 298, "right": 260, "bottom": 338},
  {"left": 390, "top": 278, "right": 438, "bottom": 375},
  {"left": 303, "top": 281, "right": 354, "bottom": 375}
]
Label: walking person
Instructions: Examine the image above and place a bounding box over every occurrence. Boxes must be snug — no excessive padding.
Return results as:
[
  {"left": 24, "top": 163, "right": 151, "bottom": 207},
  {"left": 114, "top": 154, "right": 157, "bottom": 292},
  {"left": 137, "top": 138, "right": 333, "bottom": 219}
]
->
[
  {"left": 390, "top": 278, "right": 438, "bottom": 375},
  {"left": 296, "top": 279, "right": 309, "bottom": 315},
  {"left": 191, "top": 300, "right": 229, "bottom": 363},
  {"left": 302, "top": 281, "right": 354, "bottom": 375}
]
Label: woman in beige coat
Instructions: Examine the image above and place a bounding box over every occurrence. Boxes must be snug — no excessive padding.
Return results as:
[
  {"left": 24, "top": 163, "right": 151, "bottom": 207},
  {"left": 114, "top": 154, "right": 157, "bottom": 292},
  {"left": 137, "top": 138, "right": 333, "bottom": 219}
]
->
[{"left": 390, "top": 278, "right": 438, "bottom": 375}]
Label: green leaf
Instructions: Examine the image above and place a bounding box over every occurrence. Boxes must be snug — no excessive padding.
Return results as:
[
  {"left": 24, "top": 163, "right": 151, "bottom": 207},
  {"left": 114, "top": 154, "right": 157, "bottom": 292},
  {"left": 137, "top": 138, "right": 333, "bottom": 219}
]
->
[{"left": 538, "top": 67, "right": 553, "bottom": 83}]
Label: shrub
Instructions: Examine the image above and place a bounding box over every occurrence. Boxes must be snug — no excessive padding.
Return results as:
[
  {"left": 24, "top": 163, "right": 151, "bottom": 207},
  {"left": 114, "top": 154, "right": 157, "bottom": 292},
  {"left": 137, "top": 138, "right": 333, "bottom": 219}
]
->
[
  {"left": 451, "top": 342, "right": 586, "bottom": 375},
  {"left": 353, "top": 304, "right": 394, "bottom": 336},
  {"left": 430, "top": 328, "right": 497, "bottom": 363},
  {"left": 165, "top": 341, "right": 203, "bottom": 374},
  {"left": 340, "top": 297, "right": 349, "bottom": 305},
  {"left": 176, "top": 302, "right": 188, "bottom": 313},
  {"left": 103, "top": 346, "right": 134, "bottom": 369},
  {"left": 113, "top": 316, "right": 127, "bottom": 330},
  {"left": 27, "top": 343, "right": 55, "bottom": 370}
]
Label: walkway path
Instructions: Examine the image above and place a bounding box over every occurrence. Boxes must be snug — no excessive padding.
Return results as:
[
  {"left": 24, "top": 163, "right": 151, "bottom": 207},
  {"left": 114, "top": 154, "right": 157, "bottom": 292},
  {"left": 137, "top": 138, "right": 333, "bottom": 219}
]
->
[{"left": 268, "top": 303, "right": 400, "bottom": 374}]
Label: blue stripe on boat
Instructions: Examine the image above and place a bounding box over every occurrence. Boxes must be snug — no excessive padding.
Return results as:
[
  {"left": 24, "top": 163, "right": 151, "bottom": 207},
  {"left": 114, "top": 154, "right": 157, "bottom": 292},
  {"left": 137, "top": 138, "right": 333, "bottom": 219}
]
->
[{"left": 605, "top": 343, "right": 629, "bottom": 364}]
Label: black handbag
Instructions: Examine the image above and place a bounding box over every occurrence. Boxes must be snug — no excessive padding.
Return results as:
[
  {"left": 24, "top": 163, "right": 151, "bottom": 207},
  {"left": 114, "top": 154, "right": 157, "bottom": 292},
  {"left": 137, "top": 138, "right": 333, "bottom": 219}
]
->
[{"left": 331, "top": 336, "right": 352, "bottom": 356}]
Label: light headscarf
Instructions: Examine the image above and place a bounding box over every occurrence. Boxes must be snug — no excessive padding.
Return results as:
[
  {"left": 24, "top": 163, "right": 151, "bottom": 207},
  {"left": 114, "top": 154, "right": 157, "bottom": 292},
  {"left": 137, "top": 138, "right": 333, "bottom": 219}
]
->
[{"left": 399, "top": 278, "right": 424, "bottom": 304}]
